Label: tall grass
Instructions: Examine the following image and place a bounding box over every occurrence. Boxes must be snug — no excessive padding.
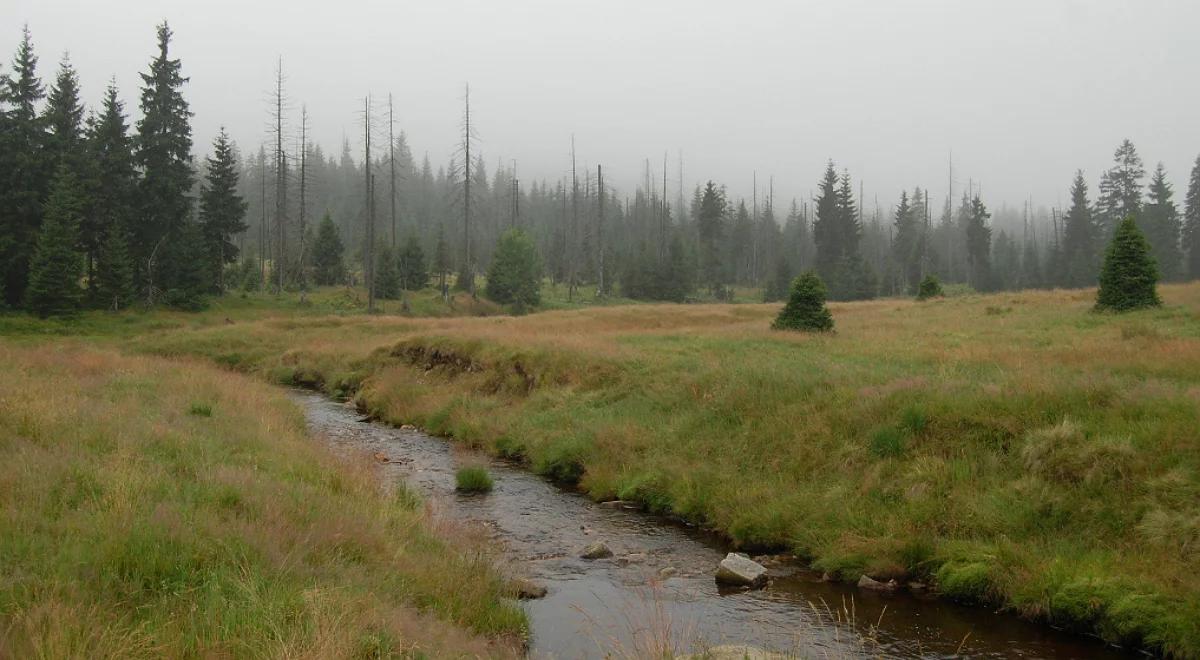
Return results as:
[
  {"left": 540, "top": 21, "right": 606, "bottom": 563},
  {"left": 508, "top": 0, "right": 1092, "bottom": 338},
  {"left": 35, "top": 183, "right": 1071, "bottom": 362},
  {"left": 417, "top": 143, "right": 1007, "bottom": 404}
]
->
[
  {"left": 0, "top": 344, "right": 525, "bottom": 658},
  {"left": 9, "top": 283, "right": 1200, "bottom": 656}
]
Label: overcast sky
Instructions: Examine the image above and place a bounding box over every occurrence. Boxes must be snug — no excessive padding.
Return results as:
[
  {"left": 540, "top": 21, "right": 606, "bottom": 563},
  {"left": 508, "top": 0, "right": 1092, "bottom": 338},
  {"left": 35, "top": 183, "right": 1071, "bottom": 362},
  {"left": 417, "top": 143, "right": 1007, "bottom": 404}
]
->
[{"left": 5, "top": 0, "right": 1198, "bottom": 215}]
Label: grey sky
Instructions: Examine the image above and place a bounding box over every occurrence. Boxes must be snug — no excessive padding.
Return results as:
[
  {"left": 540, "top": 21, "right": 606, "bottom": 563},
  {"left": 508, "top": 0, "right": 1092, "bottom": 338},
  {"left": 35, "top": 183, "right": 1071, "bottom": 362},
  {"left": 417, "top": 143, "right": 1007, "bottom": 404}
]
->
[{"left": 6, "top": 0, "right": 1199, "bottom": 215}]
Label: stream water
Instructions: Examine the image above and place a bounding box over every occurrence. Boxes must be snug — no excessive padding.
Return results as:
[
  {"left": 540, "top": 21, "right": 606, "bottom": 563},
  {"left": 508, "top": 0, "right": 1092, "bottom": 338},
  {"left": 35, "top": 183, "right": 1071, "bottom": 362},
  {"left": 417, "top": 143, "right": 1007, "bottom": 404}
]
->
[{"left": 295, "top": 391, "right": 1134, "bottom": 659}]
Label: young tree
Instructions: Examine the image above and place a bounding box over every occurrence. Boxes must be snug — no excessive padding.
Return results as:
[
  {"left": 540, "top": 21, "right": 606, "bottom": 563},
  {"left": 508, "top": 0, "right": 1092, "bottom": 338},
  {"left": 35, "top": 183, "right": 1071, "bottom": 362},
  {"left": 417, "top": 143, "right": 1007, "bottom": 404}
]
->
[
  {"left": 964, "top": 196, "right": 992, "bottom": 291},
  {"left": 134, "top": 22, "right": 194, "bottom": 301},
  {"left": 398, "top": 234, "right": 428, "bottom": 290},
  {"left": 1061, "top": 171, "right": 1098, "bottom": 287},
  {"left": 1141, "top": 163, "right": 1182, "bottom": 281},
  {"left": 772, "top": 271, "right": 833, "bottom": 332},
  {"left": 916, "top": 274, "right": 944, "bottom": 300},
  {"left": 1184, "top": 154, "right": 1200, "bottom": 280},
  {"left": 0, "top": 25, "right": 48, "bottom": 307},
  {"left": 374, "top": 244, "right": 400, "bottom": 299},
  {"left": 696, "top": 181, "right": 726, "bottom": 296},
  {"left": 25, "top": 166, "right": 84, "bottom": 317},
  {"left": 485, "top": 228, "right": 541, "bottom": 307},
  {"left": 1095, "top": 216, "right": 1160, "bottom": 312},
  {"left": 310, "top": 212, "right": 345, "bottom": 286},
  {"left": 1097, "top": 139, "right": 1145, "bottom": 236},
  {"left": 198, "top": 128, "right": 248, "bottom": 292}
]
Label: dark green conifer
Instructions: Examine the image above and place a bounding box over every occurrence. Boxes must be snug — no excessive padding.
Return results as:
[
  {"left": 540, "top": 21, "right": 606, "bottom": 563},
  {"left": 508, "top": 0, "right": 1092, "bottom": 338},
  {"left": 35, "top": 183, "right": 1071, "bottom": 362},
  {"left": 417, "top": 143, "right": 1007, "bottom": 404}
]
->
[
  {"left": 198, "top": 128, "right": 248, "bottom": 292},
  {"left": 25, "top": 166, "right": 84, "bottom": 317},
  {"left": 485, "top": 229, "right": 541, "bottom": 307},
  {"left": 916, "top": 274, "right": 943, "bottom": 300},
  {"left": 1060, "top": 171, "right": 1097, "bottom": 288},
  {"left": 1184, "top": 154, "right": 1200, "bottom": 280},
  {"left": 375, "top": 245, "right": 401, "bottom": 299},
  {"left": 1095, "top": 216, "right": 1160, "bottom": 312},
  {"left": 311, "top": 213, "right": 345, "bottom": 286},
  {"left": 772, "top": 271, "right": 833, "bottom": 332},
  {"left": 94, "top": 221, "right": 135, "bottom": 310},
  {"left": 398, "top": 234, "right": 429, "bottom": 290},
  {"left": 1141, "top": 163, "right": 1182, "bottom": 281}
]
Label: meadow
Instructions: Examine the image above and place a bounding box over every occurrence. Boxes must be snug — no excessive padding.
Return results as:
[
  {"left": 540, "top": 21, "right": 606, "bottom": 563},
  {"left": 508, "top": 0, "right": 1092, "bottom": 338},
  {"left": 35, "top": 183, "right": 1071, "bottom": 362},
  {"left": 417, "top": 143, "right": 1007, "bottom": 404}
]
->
[
  {"left": 3, "top": 282, "right": 1200, "bottom": 657},
  {"left": 0, "top": 343, "right": 525, "bottom": 658}
]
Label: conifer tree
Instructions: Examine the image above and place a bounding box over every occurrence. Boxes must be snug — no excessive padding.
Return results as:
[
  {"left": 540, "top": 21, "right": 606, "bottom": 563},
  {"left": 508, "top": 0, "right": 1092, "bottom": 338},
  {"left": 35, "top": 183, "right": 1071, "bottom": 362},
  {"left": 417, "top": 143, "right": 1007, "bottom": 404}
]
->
[
  {"left": 43, "top": 53, "right": 84, "bottom": 173},
  {"left": 892, "top": 190, "right": 920, "bottom": 293},
  {"left": 398, "top": 234, "right": 429, "bottom": 290},
  {"left": 1097, "top": 139, "right": 1145, "bottom": 236},
  {"left": 94, "top": 221, "right": 135, "bottom": 310},
  {"left": 916, "top": 274, "right": 943, "bottom": 300},
  {"left": 1096, "top": 216, "right": 1160, "bottom": 312},
  {"left": 772, "top": 271, "right": 833, "bottom": 332},
  {"left": 134, "top": 22, "right": 194, "bottom": 301},
  {"left": 374, "top": 245, "right": 400, "bottom": 299},
  {"left": 485, "top": 228, "right": 541, "bottom": 307},
  {"left": 25, "top": 166, "right": 84, "bottom": 317},
  {"left": 433, "top": 222, "right": 451, "bottom": 299},
  {"left": 0, "top": 25, "right": 48, "bottom": 307},
  {"left": 1141, "top": 163, "right": 1182, "bottom": 281},
  {"left": 311, "top": 212, "right": 345, "bottom": 286},
  {"left": 964, "top": 196, "right": 992, "bottom": 291},
  {"left": 763, "top": 256, "right": 793, "bottom": 303},
  {"left": 198, "top": 128, "right": 248, "bottom": 292},
  {"left": 696, "top": 181, "right": 726, "bottom": 296},
  {"left": 1019, "top": 235, "right": 1042, "bottom": 289},
  {"left": 1061, "top": 171, "right": 1098, "bottom": 287},
  {"left": 85, "top": 80, "right": 137, "bottom": 302},
  {"left": 1184, "top": 154, "right": 1200, "bottom": 280}
]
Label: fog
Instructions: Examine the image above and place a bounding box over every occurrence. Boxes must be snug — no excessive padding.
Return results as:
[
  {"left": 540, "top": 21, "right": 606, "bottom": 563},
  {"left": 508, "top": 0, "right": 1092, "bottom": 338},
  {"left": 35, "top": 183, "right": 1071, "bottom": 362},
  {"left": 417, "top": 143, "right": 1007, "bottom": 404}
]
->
[{"left": 5, "top": 0, "right": 1198, "bottom": 209}]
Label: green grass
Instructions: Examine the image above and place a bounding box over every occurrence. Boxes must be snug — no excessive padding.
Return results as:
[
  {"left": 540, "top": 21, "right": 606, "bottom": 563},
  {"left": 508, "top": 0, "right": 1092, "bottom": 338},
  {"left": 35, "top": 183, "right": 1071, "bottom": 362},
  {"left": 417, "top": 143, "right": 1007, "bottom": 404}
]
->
[
  {"left": 455, "top": 466, "right": 495, "bottom": 493},
  {"left": 6, "top": 282, "right": 1200, "bottom": 657},
  {"left": 0, "top": 344, "right": 525, "bottom": 658}
]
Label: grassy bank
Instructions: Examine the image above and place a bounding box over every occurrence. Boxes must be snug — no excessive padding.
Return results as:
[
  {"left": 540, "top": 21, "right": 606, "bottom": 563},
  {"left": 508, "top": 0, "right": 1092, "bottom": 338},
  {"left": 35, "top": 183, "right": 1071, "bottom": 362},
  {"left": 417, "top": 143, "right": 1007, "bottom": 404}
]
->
[
  {"left": 0, "top": 343, "right": 525, "bottom": 658},
  {"left": 116, "top": 282, "right": 1200, "bottom": 657}
]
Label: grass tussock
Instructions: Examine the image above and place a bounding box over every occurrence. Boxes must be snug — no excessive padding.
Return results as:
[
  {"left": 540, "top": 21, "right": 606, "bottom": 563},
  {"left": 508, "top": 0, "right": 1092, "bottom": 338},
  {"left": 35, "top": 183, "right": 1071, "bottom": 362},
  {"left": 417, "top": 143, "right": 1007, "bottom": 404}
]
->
[
  {"left": 0, "top": 344, "right": 524, "bottom": 658},
  {"left": 456, "top": 466, "right": 495, "bottom": 493},
  {"left": 6, "top": 282, "right": 1200, "bottom": 656}
]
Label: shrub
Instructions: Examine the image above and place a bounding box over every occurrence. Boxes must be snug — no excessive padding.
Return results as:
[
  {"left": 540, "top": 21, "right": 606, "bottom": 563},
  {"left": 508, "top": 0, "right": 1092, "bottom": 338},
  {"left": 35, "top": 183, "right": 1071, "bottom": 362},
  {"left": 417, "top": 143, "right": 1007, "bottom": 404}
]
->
[
  {"left": 1096, "top": 215, "right": 1160, "bottom": 312},
  {"left": 455, "top": 465, "right": 494, "bottom": 493},
  {"left": 771, "top": 271, "right": 834, "bottom": 332},
  {"left": 916, "top": 274, "right": 944, "bottom": 300}
]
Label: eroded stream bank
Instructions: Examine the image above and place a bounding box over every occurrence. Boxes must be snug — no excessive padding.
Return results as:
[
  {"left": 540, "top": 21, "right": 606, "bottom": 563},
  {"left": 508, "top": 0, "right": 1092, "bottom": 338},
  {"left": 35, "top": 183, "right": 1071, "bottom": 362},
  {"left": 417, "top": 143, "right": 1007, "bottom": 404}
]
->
[{"left": 295, "top": 391, "right": 1133, "bottom": 659}]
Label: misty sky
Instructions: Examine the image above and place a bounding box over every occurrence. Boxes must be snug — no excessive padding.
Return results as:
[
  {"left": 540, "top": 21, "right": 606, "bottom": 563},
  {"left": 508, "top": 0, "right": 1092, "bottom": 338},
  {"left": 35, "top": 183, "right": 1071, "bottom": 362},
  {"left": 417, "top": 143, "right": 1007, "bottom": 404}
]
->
[{"left": 5, "top": 0, "right": 1199, "bottom": 217}]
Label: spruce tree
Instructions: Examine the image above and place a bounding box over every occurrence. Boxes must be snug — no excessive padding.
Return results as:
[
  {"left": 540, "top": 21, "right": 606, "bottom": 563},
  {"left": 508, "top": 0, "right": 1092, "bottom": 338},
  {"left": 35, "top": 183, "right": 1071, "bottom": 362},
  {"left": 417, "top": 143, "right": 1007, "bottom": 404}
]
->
[
  {"left": 697, "top": 181, "right": 726, "bottom": 296},
  {"left": 433, "top": 222, "right": 451, "bottom": 298},
  {"left": 398, "top": 234, "right": 429, "bottom": 290},
  {"left": 1061, "top": 171, "right": 1098, "bottom": 288},
  {"left": 772, "top": 271, "right": 834, "bottom": 332},
  {"left": 94, "top": 221, "right": 135, "bottom": 310},
  {"left": 311, "top": 213, "right": 345, "bottom": 286},
  {"left": 198, "top": 128, "right": 248, "bottom": 292},
  {"left": 374, "top": 245, "right": 400, "bottom": 299},
  {"left": 25, "top": 166, "right": 84, "bottom": 317},
  {"left": 916, "top": 274, "right": 943, "bottom": 300},
  {"left": 1095, "top": 216, "right": 1160, "bottom": 312},
  {"left": 1141, "top": 163, "right": 1182, "bottom": 281},
  {"left": 964, "top": 196, "right": 992, "bottom": 291},
  {"left": 134, "top": 22, "right": 194, "bottom": 300},
  {"left": 1097, "top": 139, "right": 1145, "bottom": 236},
  {"left": 892, "top": 190, "right": 920, "bottom": 293},
  {"left": 812, "top": 162, "right": 841, "bottom": 280},
  {"left": 1184, "top": 154, "right": 1200, "bottom": 280},
  {"left": 85, "top": 80, "right": 137, "bottom": 303},
  {"left": 0, "top": 25, "right": 48, "bottom": 307},
  {"left": 485, "top": 228, "right": 541, "bottom": 307},
  {"left": 43, "top": 53, "right": 84, "bottom": 173}
]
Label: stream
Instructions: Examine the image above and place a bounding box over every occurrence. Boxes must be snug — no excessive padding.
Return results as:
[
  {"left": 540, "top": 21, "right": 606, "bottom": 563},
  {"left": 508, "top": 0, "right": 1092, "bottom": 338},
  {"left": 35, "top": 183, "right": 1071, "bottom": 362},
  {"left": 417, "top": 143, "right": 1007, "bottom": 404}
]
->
[{"left": 295, "top": 391, "right": 1134, "bottom": 659}]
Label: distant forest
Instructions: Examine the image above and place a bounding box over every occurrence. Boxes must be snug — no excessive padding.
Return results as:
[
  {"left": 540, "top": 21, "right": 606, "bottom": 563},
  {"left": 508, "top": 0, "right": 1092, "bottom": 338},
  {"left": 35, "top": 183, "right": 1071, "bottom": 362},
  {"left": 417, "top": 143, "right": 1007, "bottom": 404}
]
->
[{"left": 3, "top": 22, "right": 1200, "bottom": 315}]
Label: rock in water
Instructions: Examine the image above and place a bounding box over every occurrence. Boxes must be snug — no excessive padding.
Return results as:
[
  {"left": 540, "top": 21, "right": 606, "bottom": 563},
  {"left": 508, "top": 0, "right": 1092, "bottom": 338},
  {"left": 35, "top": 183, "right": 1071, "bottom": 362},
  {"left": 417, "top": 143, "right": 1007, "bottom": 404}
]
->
[
  {"left": 512, "top": 578, "right": 547, "bottom": 599},
  {"left": 715, "top": 553, "right": 767, "bottom": 588},
  {"left": 857, "top": 574, "right": 899, "bottom": 591},
  {"left": 580, "top": 542, "right": 613, "bottom": 559}
]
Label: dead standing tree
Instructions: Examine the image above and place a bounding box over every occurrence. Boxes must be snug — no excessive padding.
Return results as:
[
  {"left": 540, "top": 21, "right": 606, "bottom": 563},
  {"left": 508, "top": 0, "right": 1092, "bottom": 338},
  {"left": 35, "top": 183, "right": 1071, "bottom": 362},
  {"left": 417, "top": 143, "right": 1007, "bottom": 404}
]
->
[
  {"left": 269, "top": 58, "right": 291, "bottom": 293},
  {"left": 362, "top": 95, "right": 377, "bottom": 312}
]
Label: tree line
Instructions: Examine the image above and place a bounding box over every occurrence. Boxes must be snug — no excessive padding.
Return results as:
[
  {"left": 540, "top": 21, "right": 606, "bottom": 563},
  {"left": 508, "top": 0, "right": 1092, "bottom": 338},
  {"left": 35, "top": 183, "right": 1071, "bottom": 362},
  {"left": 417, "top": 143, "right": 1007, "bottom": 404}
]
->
[{"left": 3, "top": 23, "right": 1200, "bottom": 317}]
